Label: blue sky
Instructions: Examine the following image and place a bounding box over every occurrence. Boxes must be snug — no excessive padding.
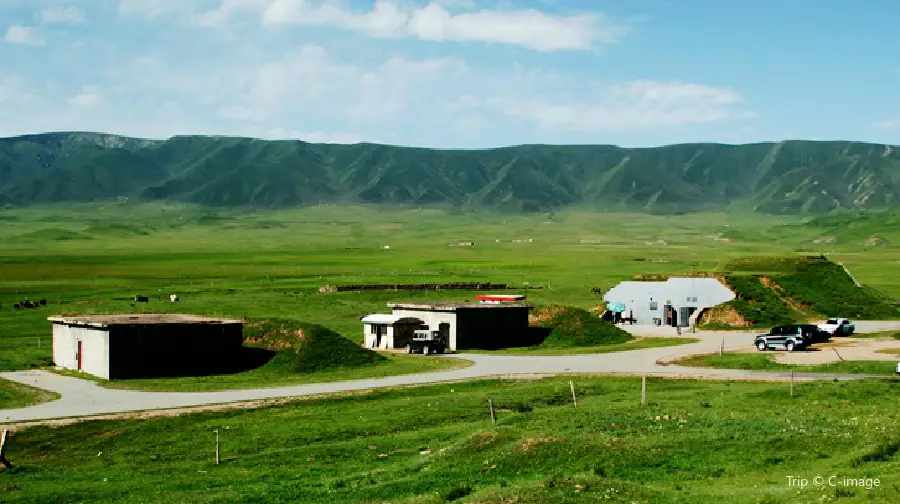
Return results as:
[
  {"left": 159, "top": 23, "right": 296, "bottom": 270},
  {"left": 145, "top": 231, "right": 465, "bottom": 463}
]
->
[{"left": 1, "top": 0, "right": 898, "bottom": 148}]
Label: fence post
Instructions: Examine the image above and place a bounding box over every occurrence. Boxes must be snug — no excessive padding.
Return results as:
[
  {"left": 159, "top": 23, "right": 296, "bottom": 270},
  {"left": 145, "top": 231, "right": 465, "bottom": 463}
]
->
[
  {"left": 569, "top": 380, "right": 578, "bottom": 407},
  {"left": 214, "top": 429, "right": 220, "bottom": 465},
  {"left": 488, "top": 398, "right": 496, "bottom": 424},
  {"left": 0, "top": 429, "right": 12, "bottom": 469},
  {"left": 790, "top": 371, "right": 794, "bottom": 397},
  {"left": 641, "top": 374, "right": 647, "bottom": 409}
]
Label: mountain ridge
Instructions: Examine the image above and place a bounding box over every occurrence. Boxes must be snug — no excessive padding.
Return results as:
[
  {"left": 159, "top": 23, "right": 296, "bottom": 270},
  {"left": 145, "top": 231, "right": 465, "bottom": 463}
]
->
[{"left": 1, "top": 131, "right": 898, "bottom": 213}]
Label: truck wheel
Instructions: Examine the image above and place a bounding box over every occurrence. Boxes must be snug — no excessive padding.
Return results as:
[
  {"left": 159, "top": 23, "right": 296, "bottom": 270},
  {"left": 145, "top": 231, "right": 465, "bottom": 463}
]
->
[
  {"left": 757, "top": 341, "right": 766, "bottom": 351},
  {"left": 786, "top": 341, "right": 795, "bottom": 352}
]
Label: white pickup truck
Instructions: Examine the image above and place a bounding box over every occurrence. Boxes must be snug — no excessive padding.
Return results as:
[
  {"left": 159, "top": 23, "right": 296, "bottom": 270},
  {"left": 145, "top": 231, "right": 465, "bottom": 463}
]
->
[{"left": 817, "top": 318, "right": 855, "bottom": 336}]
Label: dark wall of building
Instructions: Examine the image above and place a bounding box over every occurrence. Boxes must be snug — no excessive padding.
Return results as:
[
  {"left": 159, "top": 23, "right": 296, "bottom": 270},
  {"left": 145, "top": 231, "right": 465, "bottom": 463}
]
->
[
  {"left": 455, "top": 307, "right": 535, "bottom": 350},
  {"left": 108, "top": 323, "right": 244, "bottom": 379}
]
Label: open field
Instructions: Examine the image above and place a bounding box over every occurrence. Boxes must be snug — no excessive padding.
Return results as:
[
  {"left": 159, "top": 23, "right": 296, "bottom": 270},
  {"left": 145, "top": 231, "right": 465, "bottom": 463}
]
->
[
  {"left": 97, "top": 353, "right": 472, "bottom": 392},
  {"left": 0, "top": 378, "right": 59, "bottom": 410},
  {"left": 3, "top": 203, "right": 899, "bottom": 374},
  {"left": 3, "top": 376, "right": 900, "bottom": 503},
  {"left": 674, "top": 352, "right": 898, "bottom": 375},
  {"left": 464, "top": 336, "right": 698, "bottom": 355}
]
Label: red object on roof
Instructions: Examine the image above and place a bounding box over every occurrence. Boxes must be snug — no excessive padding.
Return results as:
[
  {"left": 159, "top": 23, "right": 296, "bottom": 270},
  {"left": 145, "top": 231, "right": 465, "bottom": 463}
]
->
[{"left": 476, "top": 294, "right": 526, "bottom": 302}]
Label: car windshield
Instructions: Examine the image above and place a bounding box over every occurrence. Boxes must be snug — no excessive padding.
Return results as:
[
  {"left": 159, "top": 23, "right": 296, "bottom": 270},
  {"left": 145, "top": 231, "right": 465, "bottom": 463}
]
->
[{"left": 826, "top": 319, "right": 838, "bottom": 324}]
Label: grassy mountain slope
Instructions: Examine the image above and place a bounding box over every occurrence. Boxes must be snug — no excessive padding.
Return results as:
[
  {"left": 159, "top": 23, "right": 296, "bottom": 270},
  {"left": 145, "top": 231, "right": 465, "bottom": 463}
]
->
[
  {"left": 2, "top": 132, "right": 899, "bottom": 213},
  {"left": 704, "top": 256, "right": 900, "bottom": 328}
]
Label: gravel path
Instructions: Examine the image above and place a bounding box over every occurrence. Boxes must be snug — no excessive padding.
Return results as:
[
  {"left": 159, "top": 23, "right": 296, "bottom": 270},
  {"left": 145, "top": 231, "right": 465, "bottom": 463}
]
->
[{"left": 2, "top": 321, "right": 899, "bottom": 424}]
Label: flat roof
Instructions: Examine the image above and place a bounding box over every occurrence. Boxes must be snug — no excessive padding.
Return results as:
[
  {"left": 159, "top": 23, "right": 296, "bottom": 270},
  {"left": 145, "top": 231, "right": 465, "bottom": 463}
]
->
[
  {"left": 48, "top": 314, "right": 244, "bottom": 328},
  {"left": 387, "top": 301, "right": 530, "bottom": 311},
  {"left": 361, "top": 314, "right": 424, "bottom": 325}
]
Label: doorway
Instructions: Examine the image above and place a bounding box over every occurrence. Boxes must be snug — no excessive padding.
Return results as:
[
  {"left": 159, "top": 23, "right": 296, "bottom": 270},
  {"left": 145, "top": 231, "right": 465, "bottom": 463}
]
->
[
  {"left": 664, "top": 305, "right": 677, "bottom": 327},
  {"left": 76, "top": 340, "right": 83, "bottom": 371},
  {"left": 438, "top": 323, "right": 450, "bottom": 345}
]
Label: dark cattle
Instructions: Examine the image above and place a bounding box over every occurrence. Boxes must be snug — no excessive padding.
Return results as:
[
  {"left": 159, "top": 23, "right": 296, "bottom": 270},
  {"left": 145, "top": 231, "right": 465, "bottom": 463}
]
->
[
  {"left": 39, "top": 299, "right": 47, "bottom": 306},
  {"left": 135, "top": 296, "right": 149, "bottom": 303},
  {"left": 20, "top": 300, "right": 36, "bottom": 308},
  {"left": 13, "top": 304, "right": 20, "bottom": 310}
]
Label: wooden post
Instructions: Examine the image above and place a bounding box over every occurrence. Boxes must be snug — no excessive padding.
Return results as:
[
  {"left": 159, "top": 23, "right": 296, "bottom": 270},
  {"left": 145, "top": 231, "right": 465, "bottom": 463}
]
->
[
  {"left": 720, "top": 338, "right": 724, "bottom": 356},
  {"left": 488, "top": 398, "right": 496, "bottom": 424},
  {"left": 569, "top": 380, "right": 577, "bottom": 407},
  {"left": 0, "top": 429, "right": 12, "bottom": 469},
  {"left": 641, "top": 374, "right": 647, "bottom": 409},
  {"left": 214, "top": 429, "right": 220, "bottom": 465},
  {"left": 790, "top": 371, "right": 794, "bottom": 397}
]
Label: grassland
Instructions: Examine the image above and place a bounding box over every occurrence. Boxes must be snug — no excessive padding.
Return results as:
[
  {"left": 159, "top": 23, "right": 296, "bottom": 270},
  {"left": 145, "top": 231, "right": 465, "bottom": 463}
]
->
[
  {"left": 0, "top": 378, "right": 60, "bottom": 409},
  {"left": 3, "top": 376, "right": 900, "bottom": 503},
  {"left": 674, "top": 352, "right": 898, "bottom": 375},
  {"left": 466, "top": 336, "right": 699, "bottom": 356},
  {"left": 99, "top": 353, "right": 471, "bottom": 392},
  {"left": 1, "top": 203, "right": 899, "bottom": 374}
]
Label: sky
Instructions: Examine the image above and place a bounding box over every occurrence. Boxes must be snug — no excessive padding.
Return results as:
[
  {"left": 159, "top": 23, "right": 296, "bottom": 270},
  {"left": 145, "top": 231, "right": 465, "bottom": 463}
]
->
[{"left": 1, "top": 0, "right": 899, "bottom": 148}]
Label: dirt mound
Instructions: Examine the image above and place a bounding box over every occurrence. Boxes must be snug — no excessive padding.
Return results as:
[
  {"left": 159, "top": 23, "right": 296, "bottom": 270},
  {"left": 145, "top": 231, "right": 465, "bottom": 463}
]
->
[{"left": 698, "top": 304, "right": 751, "bottom": 328}]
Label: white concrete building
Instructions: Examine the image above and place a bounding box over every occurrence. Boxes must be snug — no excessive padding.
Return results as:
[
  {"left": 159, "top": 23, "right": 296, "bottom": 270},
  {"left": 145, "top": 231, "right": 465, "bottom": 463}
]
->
[
  {"left": 363, "top": 300, "right": 532, "bottom": 351},
  {"left": 361, "top": 314, "right": 424, "bottom": 349},
  {"left": 603, "top": 277, "right": 735, "bottom": 327},
  {"left": 49, "top": 314, "right": 244, "bottom": 380}
]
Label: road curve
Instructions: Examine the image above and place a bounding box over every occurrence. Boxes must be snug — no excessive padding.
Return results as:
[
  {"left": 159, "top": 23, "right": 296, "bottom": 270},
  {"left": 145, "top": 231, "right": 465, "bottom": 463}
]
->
[{"left": 2, "top": 321, "right": 899, "bottom": 424}]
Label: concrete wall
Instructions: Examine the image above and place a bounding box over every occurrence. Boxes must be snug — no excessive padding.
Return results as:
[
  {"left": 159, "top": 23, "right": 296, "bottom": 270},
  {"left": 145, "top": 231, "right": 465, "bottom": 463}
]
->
[
  {"left": 108, "top": 323, "right": 243, "bottom": 379},
  {"left": 391, "top": 309, "right": 458, "bottom": 349},
  {"left": 603, "top": 277, "right": 735, "bottom": 326},
  {"left": 454, "top": 307, "right": 532, "bottom": 350},
  {"left": 52, "top": 324, "right": 111, "bottom": 379}
]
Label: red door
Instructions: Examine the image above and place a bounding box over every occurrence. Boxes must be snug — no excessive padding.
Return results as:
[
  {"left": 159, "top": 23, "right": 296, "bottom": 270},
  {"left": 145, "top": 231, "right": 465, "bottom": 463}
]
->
[{"left": 76, "top": 341, "right": 83, "bottom": 371}]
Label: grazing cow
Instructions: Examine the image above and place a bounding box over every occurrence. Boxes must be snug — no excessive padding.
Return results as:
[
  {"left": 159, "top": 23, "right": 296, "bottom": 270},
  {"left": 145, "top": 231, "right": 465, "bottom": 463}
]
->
[
  {"left": 169, "top": 294, "right": 179, "bottom": 302},
  {"left": 39, "top": 299, "right": 46, "bottom": 306},
  {"left": 135, "top": 295, "right": 149, "bottom": 303},
  {"left": 13, "top": 304, "right": 20, "bottom": 310}
]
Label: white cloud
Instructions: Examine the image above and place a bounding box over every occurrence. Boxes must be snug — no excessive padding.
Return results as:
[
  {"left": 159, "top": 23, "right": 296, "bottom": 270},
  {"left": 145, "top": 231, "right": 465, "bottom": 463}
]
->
[
  {"left": 875, "top": 118, "right": 900, "bottom": 129},
  {"left": 4, "top": 25, "right": 45, "bottom": 45},
  {"left": 118, "top": 0, "right": 206, "bottom": 19},
  {"left": 69, "top": 86, "right": 104, "bottom": 108},
  {"left": 40, "top": 6, "right": 86, "bottom": 24},
  {"left": 484, "top": 80, "right": 747, "bottom": 132},
  {"left": 192, "top": 0, "right": 627, "bottom": 51},
  {"left": 110, "top": 44, "right": 747, "bottom": 140}
]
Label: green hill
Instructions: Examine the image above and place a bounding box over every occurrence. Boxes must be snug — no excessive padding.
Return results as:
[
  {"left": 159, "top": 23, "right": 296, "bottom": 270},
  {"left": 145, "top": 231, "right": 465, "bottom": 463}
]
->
[
  {"left": 1, "top": 132, "right": 899, "bottom": 213},
  {"left": 705, "top": 256, "right": 900, "bottom": 328},
  {"left": 531, "top": 306, "right": 634, "bottom": 348},
  {"left": 244, "top": 318, "right": 386, "bottom": 372}
]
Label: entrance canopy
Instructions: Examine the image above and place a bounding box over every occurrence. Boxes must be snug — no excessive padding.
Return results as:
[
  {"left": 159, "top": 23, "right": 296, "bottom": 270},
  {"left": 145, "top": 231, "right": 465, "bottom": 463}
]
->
[
  {"left": 606, "top": 302, "right": 626, "bottom": 313},
  {"left": 361, "top": 314, "right": 424, "bottom": 325}
]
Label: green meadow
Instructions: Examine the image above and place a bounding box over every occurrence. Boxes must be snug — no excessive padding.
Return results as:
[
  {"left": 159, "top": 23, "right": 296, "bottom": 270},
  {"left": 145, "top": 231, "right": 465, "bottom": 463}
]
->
[
  {"left": 3, "top": 376, "right": 900, "bottom": 503},
  {"left": 2, "top": 203, "right": 899, "bottom": 375}
]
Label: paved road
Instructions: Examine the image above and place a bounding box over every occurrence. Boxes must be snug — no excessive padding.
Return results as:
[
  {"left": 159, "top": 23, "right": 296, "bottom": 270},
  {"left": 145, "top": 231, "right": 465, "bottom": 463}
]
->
[{"left": 2, "top": 321, "right": 899, "bottom": 424}]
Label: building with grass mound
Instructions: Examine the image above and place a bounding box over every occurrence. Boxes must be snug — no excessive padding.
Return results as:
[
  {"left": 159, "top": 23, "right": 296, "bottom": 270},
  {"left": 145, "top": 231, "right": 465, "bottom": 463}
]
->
[
  {"left": 49, "top": 314, "right": 244, "bottom": 380},
  {"left": 603, "top": 278, "right": 735, "bottom": 327}
]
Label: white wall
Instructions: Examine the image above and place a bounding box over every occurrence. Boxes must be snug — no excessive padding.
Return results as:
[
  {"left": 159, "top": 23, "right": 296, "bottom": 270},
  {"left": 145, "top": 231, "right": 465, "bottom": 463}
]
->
[
  {"left": 52, "top": 324, "right": 111, "bottom": 379},
  {"left": 363, "top": 323, "right": 397, "bottom": 349},
  {"left": 391, "top": 309, "right": 458, "bottom": 349},
  {"left": 603, "top": 278, "right": 735, "bottom": 326}
]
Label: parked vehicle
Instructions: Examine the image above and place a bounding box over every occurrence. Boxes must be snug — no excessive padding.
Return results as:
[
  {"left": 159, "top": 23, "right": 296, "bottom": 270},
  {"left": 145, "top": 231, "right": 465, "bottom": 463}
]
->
[
  {"left": 896, "top": 362, "right": 900, "bottom": 376},
  {"left": 797, "top": 323, "right": 830, "bottom": 343},
  {"left": 818, "top": 318, "right": 855, "bottom": 336},
  {"left": 755, "top": 325, "right": 810, "bottom": 352},
  {"left": 406, "top": 329, "right": 447, "bottom": 355}
]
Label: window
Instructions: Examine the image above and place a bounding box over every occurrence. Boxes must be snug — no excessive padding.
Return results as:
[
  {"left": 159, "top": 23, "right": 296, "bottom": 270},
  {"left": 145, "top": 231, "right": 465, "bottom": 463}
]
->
[
  {"left": 826, "top": 319, "right": 838, "bottom": 324},
  {"left": 649, "top": 301, "right": 658, "bottom": 311}
]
